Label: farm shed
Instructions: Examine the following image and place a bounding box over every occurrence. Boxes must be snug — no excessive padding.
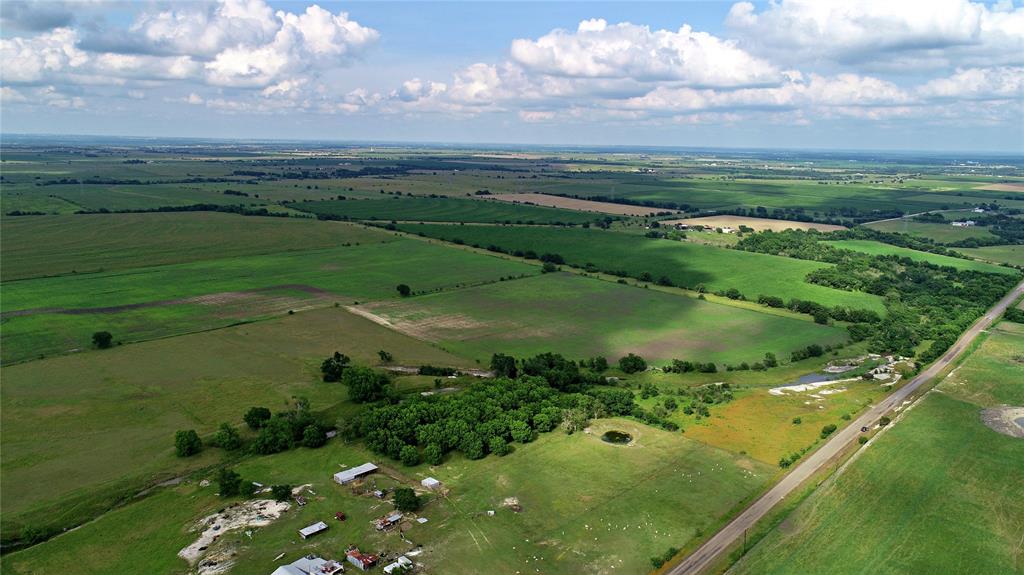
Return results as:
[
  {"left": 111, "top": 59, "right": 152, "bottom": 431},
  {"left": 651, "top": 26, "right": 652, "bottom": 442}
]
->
[
  {"left": 333, "top": 462, "right": 378, "bottom": 485},
  {"left": 346, "top": 549, "right": 379, "bottom": 571},
  {"left": 383, "top": 555, "right": 414, "bottom": 574},
  {"left": 421, "top": 477, "right": 441, "bottom": 489},
  {"left": 375, "top": 512, "right": 404, "bottom": 531},
  {"left": 298, "top": 521, "right": 328, "bottom": 539},
  {"left": 271, "top": 555, "right": 344, "bottom": 575}
]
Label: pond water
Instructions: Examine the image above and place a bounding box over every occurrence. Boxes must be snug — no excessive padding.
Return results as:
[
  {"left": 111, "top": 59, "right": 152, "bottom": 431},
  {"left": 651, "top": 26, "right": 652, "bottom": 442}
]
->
[
  {"left": 795, "top": 372, "right": 838, "bottom": 385},
  {"left": 601, "top": 430, "right": 632, "bottom": 444},
  {"left": 1015, "top": 417, "right": 1024, "bottom": 428}
]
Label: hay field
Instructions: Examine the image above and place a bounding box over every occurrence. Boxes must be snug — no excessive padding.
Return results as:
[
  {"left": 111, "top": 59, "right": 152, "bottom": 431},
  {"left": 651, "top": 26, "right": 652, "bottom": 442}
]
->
[
  {"left": 491, "top": 192, "right": 676, "bottom": 216},
  {"left": 826, "top": 239, "right": 1018, "bottom": 275},
  {"left": 661, "top": 215, "right": 846, "bottom": 232},
  {"left": 356, "top": 272, "right": 849, "bottom": 364},
  {"left": 293, "top": 196, "right": 601, "bottom": 223}
]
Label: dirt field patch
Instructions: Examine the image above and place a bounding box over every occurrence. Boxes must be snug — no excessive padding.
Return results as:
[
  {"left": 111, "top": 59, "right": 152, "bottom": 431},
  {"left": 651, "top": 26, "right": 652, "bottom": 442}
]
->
[
  {"left": 975, "top": 183, "right": 1024, "bottom": 192},
  {"left": 491, "top": 193, "right": 676, "bottom": 216},
  {"left": 980, "top": 406, "right": 1024, "bottom": 438},
  {"left": 661, "top": 215, "right": 846, "bottom": 232}
]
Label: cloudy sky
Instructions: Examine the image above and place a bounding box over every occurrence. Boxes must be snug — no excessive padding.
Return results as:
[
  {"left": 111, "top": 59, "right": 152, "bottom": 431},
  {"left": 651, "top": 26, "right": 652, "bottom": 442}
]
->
[{"left": 1, "top": 0, "right": 1022, "bottom": 151}]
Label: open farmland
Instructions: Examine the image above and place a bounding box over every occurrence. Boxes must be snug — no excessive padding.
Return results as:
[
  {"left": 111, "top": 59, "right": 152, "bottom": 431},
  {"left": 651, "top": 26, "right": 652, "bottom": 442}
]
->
[
  {"left": 292, "top": 196, "right": 601, "bottom": 223},
  {"left": 0, "top": 213, "right": 390, "bottom": 281},
  {"left": 0, "top": 306, "right": 472, "bottom": 542},
  {"left": 826, "top": 239, "right": 1017, "bottom": 274},
  {"left": 396, "top": 224, "right": 887, "bottom": 313},
  {"left": 3, "top": 418, "right": 773, "bottom": 575},
  {"left": 661, "top": 215, "right": 846, "bottom": 232},
  {"left": 956, "top": 244, "right": 1024, "bottom": 267},
  {"left": 732, "top": 322, "right": 1024, "bottom": 575},
  {"left": 1, "top": 238, "right": 535, "bottom": 364},
  {"left": 490, "top": 192, "right": 677, "bottom": 216},
  {"left": 356, "top": 272, "right": 849, "bottom": 364},
  {"left": 864, "top": 218, "right": 999, "bottom": 243}
]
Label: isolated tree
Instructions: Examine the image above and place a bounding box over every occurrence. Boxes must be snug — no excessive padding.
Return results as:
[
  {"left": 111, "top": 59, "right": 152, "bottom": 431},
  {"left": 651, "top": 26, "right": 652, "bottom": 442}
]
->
[
  {"left": 320, "top": 351, "right": 351, "bottom": 382},
  {"left": 341, "top": 366, "right": 391, "bottom": 403},
  {"left": 820, "top": 423, "right": 838, "bottom": 438},
  {"left": 302, "top": 423, "right": 327, "bottom": 448},
  {"left": 243, "top": 406, "right": 272, "bottom": 430},
  {"left": 399, "top": 444, "right": 421, "bottom": 466},
  {"left": 378, "top": 350, "right": 393, "bottom": 363},
  {"left": 92, "top": 331, "right": 113, "bottom": 349},
  {"left": 217, "top": 468, "right": 243, "bottom": 498},
  {"left": 174, "top": 429, "right": 202, "bottom": 457},
  {"left": 396, "top": 284, "right": 412, "bottom": 297},
  {"left": 618, "top": 353, "right": 647, "bottom": 374},
  {"left": 271, "top": 484, "right": 292, "bottom": 502},
  {"left": 393, "top": 487, "right": 421, "bottom": 512},
  {"left": 212, "top": 423, "right": 242, "bottom": 451}
]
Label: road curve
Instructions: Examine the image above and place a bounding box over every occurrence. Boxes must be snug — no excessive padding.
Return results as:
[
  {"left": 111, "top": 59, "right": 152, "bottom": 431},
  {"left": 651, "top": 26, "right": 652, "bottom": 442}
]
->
[{"left": 667, "top": 278, "right": 1024, "bottom": 575}]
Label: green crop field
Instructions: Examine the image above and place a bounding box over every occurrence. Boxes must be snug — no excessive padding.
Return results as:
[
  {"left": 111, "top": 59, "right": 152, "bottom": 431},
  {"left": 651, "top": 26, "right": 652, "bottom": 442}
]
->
[
  {"left": 956, "top": 244, "right": 1024, "bottom": 267},
  {"left": 826, "top": 239, "right": 1018, "bottom": 275},
  {"left": 732, "top": 323, "right": 1024, "bottom": 575},
  {"left": 360, "top": 272, "right": 849, "bottom": 364},
  {"left": 1, "top": 213, "right": 391, "bottom": 281},
  {"left": 3, "top": 418, "right": 772, "bottom": 575},
  {"left": 864, "top": 218, "right": 999, "bottom": 243},
  {"left": 397, "top": 224, "right": 886, "bottom": 313},
  {"left": 1, "top": 239, "right": 535, "bottom": 364},
  {"left": 0, "top": 306, "right": 471, "bottom": 541},
  {"left": 294, "top": 196, "right": 602, "bottom": 223}
]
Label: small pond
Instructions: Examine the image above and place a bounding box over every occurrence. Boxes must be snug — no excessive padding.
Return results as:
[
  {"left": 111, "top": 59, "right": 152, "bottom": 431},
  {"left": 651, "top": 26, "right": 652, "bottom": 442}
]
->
[
  {"left": 795, "top": 372, "right": 838, "bottom": 385},
  {"left": 601, "top": 430, "right": 632, "bottom": 444}
]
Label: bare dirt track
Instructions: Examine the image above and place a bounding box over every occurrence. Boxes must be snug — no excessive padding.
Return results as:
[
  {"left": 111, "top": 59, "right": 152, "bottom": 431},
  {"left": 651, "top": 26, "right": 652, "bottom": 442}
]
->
[
  {"left": 490, "top": 193, "right": 677, "bottom": 216},
  {"left": 666, "top": 277, "right": 1024, "bottom": 575}
]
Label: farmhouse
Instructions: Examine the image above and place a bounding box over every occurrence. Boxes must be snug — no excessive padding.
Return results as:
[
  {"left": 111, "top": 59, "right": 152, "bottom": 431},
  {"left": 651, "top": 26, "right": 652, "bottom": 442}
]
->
[
  {"left": 334, "top": 462, "right": 378, "bottom": 485},
  {"left": 271, "top": 555, "right": 344, "bottom": 575},
  {"left": 346, "top": 549, "right": 379, "bottom": 571},
  {"left": 383, "top": 555, "right": 414, "bottom": 574},
  {"left": 951, "top": 220, "right": 976, "bottom": 227},
  {"left": 420, "top": 477, "right": 441, "bottom": 489},
  {"left": 298, "top": 521, "right": 328, "bottom": 539}
]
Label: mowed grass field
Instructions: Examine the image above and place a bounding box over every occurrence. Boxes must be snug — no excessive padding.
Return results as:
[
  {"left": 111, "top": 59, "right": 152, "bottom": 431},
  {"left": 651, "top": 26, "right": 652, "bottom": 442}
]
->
[
  {"left": 864, "top": 218, "right": 999, "bottom": 243},
  {"left": 3, "top": 418, "right": 772, "bottom": 575},
  {"left": 293, "top": 196, "right": 601, "bottom": 223},
  {"left": 397, "top": 224, "right": 886, "bottom": 313},
  {"left": 1, "top": 238, "right": 535, "bottom": 364},
  {"left": 359, "top": 272, "right": 850, "bottom": 364},
  {"left": 956, "top": 244, "right": 1024, "bottom": 267},
  {"left": 826, "top": 239, "right": 1019, "bottom": 275},
  {"left": 1, "top": 213, "right": 390, "bottom": 281},
  {"left": 732, "top": 323, "right": 1024, "bottom": 575},
  {"left": 0, "top": 306, "right": 472, "bottom": 541}
]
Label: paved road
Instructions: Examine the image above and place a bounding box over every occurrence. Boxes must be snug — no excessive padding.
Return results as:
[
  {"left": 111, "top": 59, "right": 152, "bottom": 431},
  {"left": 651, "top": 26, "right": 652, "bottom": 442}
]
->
[{"left": 667, "top": 278, "right": 1024, "bottom": 575}]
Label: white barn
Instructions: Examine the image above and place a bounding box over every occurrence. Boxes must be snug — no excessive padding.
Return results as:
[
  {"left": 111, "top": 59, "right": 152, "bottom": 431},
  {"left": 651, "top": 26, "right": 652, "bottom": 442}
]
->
[{"left": 333, "top": 462, "right": 378, "bottom": 485}]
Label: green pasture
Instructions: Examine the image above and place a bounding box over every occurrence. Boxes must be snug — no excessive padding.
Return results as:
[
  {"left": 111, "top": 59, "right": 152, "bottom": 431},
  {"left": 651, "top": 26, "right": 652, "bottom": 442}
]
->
[
  {"left": 396, "top": 224, "right": 886, "bottom": 313},
  {"left": 864, "top": 218, "right": 998, "bottom": 243},
  {"left": 293, "top": 196, "right": 600, "bottom": 223},
  {"left": 361, "top": 272, "right": 849, "bottom": 364},
  {"left": 732, "top": 323, "right": 1024, "bottom": 575},
  {"left": 956, "top": 244, "right": 1024, "bottom": 267},
  {"left": 826, "top": 239, "right": 1018, "bottom": 275},
  {"left": 1, "top": 213, "right": 391, "bottom": 281},
  {"left": 4, "top": 418, "right": 772, "bottom": 575},
  {"left": 0, "top": 306, "right": 471, "bottom": 541},
  {"left": 1, "top": 239, "right": 534, "bottom": 363}
]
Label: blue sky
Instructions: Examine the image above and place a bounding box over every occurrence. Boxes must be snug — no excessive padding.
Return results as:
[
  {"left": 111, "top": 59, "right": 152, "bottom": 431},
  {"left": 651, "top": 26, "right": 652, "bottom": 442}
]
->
[{"left": 1, "top": 1, "right": 1022, "bottom": 151}]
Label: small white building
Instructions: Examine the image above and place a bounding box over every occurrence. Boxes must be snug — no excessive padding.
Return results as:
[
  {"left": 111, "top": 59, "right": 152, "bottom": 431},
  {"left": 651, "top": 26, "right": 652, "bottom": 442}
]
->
[
  {"left": 271, "top": 555, "right": 343, "bottom": 575},
  {"left": 334, "top": 462, "right": 378, "bottom": 485},
  {"left": 298, "top": 521, "right": 328, "bottom": 540},
  {"left": 383, "top": 555, "right": 414, "bottom": 574},
  {"left": 721, "top": 227, "right": 736, "bottom": 234},
  {"left": 420, "top": 477, "right": 441, "bottom": 489},
  {"left": 951, "top": 220, "right": 976, "bottom": 227}
]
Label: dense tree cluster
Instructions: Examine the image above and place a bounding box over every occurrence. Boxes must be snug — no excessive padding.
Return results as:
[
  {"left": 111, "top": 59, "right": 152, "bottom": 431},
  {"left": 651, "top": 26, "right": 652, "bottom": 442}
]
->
[
  {"left": 737, "top": 229, "right": 1020, "bottom": 361},
  {"left": 320, "top": 352, "right": 351, "bottom": 382}
]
